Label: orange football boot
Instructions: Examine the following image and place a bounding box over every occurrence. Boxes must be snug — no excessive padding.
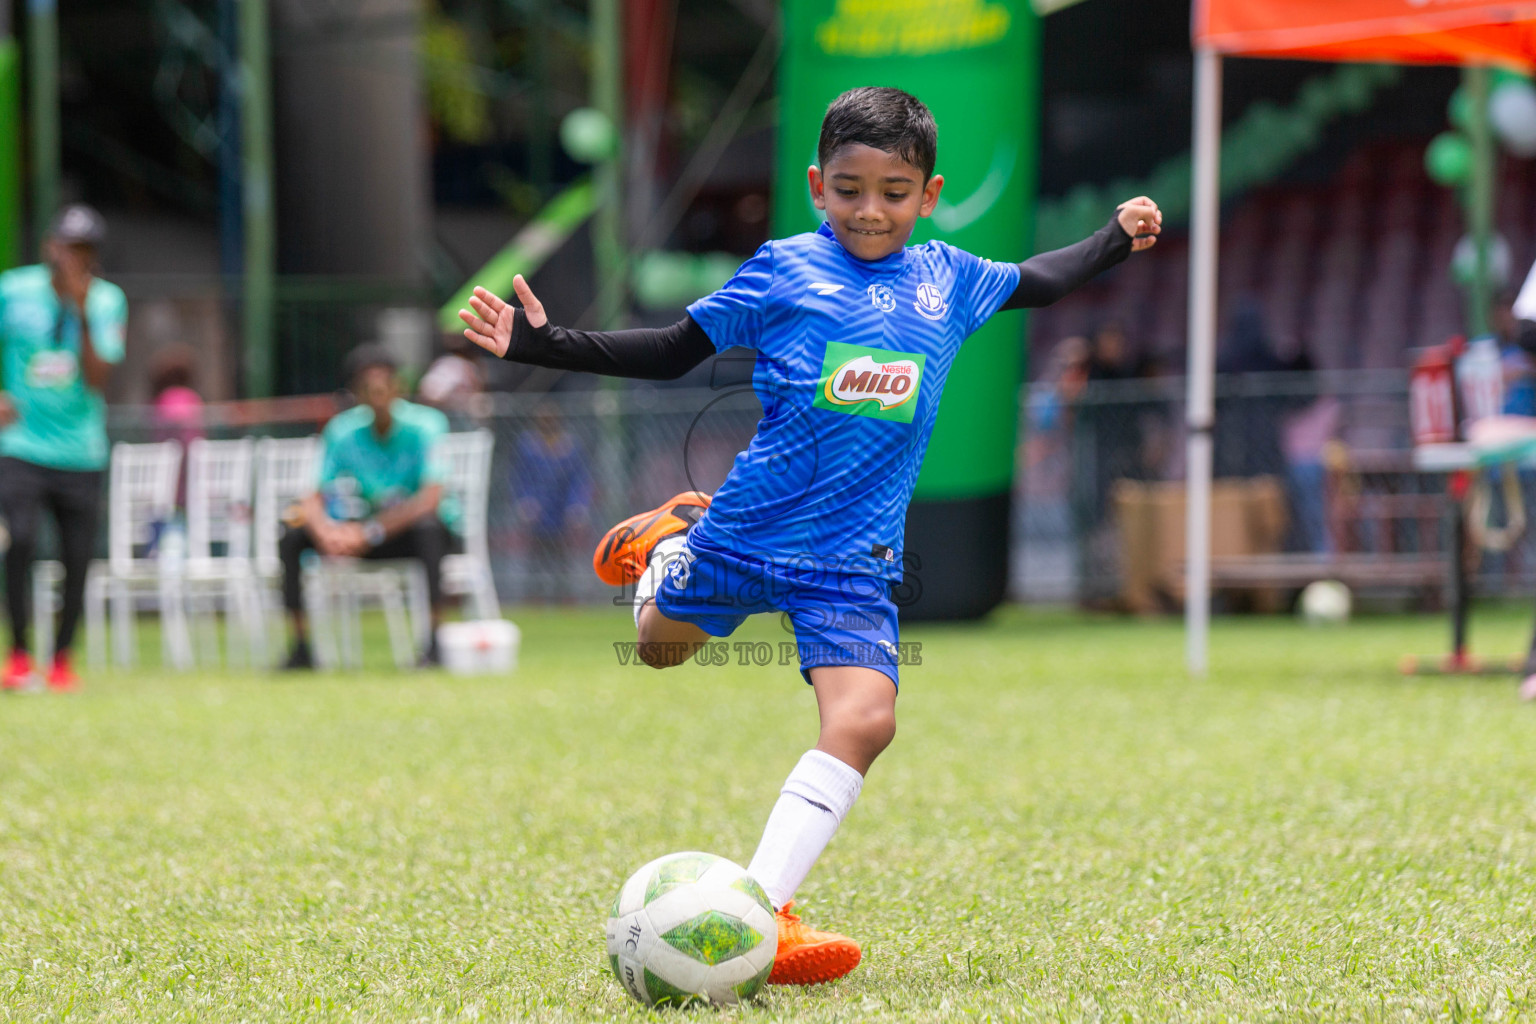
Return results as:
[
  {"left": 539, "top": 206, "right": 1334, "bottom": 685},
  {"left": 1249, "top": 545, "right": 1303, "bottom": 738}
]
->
[
  {"left": 767, "top": 902, "right": 862, "bottom": 986},
  {"left": 592, "top": 491, "right": 711, "bottom": 586}
]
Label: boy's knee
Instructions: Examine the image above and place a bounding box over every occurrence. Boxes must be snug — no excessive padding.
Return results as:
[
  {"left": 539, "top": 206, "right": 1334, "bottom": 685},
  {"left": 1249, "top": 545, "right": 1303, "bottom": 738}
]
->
[
  {"left": 634, "top": 624, "right": 689, "bottom": 669},
  {"left": 636, "top": 641, "right": 683, "bottom": 669},
  {"left": 861, "top": 704, "right": 897, "bottom": 752},
  {"left": 827, "top": 700, "right": 896, "bottom": 753}
]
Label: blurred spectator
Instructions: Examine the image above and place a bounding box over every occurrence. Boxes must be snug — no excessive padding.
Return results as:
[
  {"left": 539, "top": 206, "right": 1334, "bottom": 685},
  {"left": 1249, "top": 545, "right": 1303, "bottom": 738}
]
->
[
  {"left": 1086, "top": 320, "right": 1139, "bottom": 382},
  {"left": 1214, "top": 297, "right": 1315, "bottom": 480},
  {"left": 1072, "top": 321, "right": 1158, "bottom": 608},
  {"left": 417, "top": 331, "right": 485, "bottom": 414},
  {"left": 1493, "top": 295, "right": 1536, "bottom": 416},
  {"left": 513, "top": 403, "right": 592, "bottom": 601},
  {"left": 149, "top": 344, "right": 204, "bottom": 507},
  {"left": 0, "top": 204, "right": 122, "bottom": 691},
  {"left": 1084, "top": 320, "right": 1162, "bottom": 483},
  {"left": 1017, "top": 337, "right": 1091, "bottom": 601},
  {"left": 279, "top": 344, "right": 456, "bottom": 669},
  {"left": 149, "top": 343, "right": 202, "bottom": 427},
  {"left": 1025, "top": 336, "right": 1090, "bottom": 496},
  {"left": 1028, "top": 336, "right": 1090, "bottom": 442},
  {"left": 1281, "top": 397, "right": 1341, "bottom": 554}
]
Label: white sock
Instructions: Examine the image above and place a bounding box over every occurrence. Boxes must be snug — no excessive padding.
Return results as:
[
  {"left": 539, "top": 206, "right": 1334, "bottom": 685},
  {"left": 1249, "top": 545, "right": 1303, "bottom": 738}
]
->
[
  {"left": 633, "top": 535, "right": 688, "bottom": 626},
  {"left": 747, "top": 750, "right": 864, "bottom": 910}
]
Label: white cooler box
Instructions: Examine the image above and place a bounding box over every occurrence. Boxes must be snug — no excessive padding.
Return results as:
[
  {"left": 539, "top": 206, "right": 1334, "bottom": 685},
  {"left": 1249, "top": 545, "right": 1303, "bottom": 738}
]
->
[{"left": 437, "top": 620, "right": 520, "bottom": 675}]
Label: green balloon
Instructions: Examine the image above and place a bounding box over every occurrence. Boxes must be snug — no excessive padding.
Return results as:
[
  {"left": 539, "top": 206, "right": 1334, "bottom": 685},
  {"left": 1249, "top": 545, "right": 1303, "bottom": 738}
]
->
[
  {"left": 560, "top": 107, "right": 616, "bottom": 164},
  {"left": 1425, "top": 131, "right": 1473, "bottom": 188},
  {"left": 1492, "top": 67, "right": 1533, "bottom": 92},
  {"left": 1448, "top": 86, "right": 1474, "bottom": 131}
]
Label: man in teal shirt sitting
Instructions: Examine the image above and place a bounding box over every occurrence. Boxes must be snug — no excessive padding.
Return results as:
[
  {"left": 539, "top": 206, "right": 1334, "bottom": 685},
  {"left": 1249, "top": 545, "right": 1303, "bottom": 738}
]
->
[
  {"left": 281, "top": 344, "right": 454, "bottom": 668},
  {"left": 0, "top": 205, "right": 125, "bottom": 692}
]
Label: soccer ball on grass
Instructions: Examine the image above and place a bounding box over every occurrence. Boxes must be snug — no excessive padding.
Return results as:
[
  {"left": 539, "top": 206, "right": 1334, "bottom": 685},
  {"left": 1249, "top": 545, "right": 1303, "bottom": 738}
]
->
[
  {"left": 605, "top": 851, "right": 777, "bottom": 1006},
  {"left": 1299, "top": 579, "right": 1352, "bottom": 625}
]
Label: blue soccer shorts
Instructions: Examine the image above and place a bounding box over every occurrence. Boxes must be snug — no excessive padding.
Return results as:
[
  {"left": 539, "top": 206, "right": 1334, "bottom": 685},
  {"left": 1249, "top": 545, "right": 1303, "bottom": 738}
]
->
[{"left": 652, "top": 541, "right": 903, "bottom": 687}]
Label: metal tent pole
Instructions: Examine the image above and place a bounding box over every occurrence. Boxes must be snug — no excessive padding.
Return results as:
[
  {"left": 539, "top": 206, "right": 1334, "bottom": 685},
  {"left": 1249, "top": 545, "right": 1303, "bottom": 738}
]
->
[{"left": 1185, "top": 46, "right": 1223, "bottom": 676}]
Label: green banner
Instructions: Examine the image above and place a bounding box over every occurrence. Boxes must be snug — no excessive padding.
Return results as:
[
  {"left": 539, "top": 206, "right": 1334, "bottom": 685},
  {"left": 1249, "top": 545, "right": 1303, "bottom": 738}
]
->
[{"left": 775, "top": 0, "right": 1039, "bottom": 499}]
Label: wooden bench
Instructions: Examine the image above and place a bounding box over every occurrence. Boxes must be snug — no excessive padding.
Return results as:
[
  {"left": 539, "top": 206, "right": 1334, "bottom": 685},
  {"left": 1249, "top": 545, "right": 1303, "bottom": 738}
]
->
[{"left": 1208, "top": 553, "right": 1447, "bottom": 590}]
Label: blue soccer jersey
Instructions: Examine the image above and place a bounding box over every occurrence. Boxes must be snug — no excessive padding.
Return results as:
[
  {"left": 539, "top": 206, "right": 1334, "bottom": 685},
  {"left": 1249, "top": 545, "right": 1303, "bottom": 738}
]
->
[{"left": 684, "top": 223, "right": 1020, "bottom": 582}]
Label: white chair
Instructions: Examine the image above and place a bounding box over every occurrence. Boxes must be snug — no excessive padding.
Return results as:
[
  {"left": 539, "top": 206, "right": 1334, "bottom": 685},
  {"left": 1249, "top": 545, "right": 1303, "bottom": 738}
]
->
[
  {"left": 31, "top": 560, "right": 65, "bottom": 667},
  {"left": 253, "top": 436, "right": 323, "bottom": 665},
  {"left": 313, "top": 430, "right": 498, "bottom": 667},
  {"left": 438, "top": 429, "right": 501, "bottom": 623},
  {"left": 256, "top": 435, "right": 416, "bottom": 669},
  {"left": 184, "top": 437, "right": 262, "bottom": 667},
  {"left": 315, "top": 556, "right": 418, "bottom": 669},
  {"left": 83, "top": 440, "right": 194, "bottom": 670}
]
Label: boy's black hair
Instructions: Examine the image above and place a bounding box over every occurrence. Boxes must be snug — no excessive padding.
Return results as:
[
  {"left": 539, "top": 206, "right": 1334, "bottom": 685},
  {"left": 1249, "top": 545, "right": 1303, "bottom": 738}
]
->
[{"left": 817, "top": 87, "right": 937, "bottom": 180}]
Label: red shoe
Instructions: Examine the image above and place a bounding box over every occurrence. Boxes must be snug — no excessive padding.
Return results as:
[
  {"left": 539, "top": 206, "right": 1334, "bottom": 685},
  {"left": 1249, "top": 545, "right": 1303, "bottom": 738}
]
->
[
  {"left": 47, "top": 652, "right": 80, "bottom": 693},
  {"left": 767, "top": 902, "right": 862, "bottom": 986},
  {"left": 592, "top": 491, "right": 711, "bottom": 586},
  {"left": 2, "top": 650, "right": 35, "bottom": 692}
]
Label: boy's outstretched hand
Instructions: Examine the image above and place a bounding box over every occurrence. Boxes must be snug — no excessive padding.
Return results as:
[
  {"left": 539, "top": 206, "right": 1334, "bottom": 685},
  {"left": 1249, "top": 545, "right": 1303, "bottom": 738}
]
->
[
  {"left": 458, "top": 274, "right": 548, "bottom": 358},
  {"left": 1116, "top": 196, "right": 1162, "bottom": 253}
]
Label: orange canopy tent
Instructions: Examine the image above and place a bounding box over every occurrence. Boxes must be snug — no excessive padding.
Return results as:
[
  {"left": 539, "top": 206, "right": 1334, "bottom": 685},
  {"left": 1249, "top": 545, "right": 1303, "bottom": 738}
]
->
[
  {"left": 1195, "top": 0, "right": 1536, "bottom": 65},
  {"left": 1181, "top": 1, "right": 1536, "bottom": 673}
]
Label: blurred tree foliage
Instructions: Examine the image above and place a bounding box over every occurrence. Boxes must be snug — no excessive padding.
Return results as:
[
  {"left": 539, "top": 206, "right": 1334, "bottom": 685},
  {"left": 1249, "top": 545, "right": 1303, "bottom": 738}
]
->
[{"left": 422, "top": 1, "right": 492, "bottom": 145}]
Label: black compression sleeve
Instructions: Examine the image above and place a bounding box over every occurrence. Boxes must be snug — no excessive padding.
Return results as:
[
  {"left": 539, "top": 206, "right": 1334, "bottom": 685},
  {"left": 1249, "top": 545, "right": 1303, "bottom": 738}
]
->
[
  {"left": 500, "top": 313, "right": 717, "bottom": 380},
  {"left": 998, "top": 216, "right": 1135, "bottom": 311}
]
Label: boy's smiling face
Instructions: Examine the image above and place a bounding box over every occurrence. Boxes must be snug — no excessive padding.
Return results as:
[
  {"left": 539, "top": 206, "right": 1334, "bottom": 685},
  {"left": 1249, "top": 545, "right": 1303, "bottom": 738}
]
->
[{"left": 809, "top": 143, "right": 944, "bottom": 262}]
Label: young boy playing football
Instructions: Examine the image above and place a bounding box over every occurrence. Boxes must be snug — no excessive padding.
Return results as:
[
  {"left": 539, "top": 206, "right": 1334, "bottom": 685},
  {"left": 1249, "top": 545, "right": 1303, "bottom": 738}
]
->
[{"left": 460, "top": 86, "right": 1160, "bottom": 986}]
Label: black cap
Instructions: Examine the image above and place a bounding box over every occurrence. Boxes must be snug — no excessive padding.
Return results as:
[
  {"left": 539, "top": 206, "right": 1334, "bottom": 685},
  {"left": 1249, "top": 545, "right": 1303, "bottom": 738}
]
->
[
  {"left": 343, "top": 342, "right": 398, "bottom": 386},
  {"left": 48, "top": 204, "right": 107, "bottom": 247}
]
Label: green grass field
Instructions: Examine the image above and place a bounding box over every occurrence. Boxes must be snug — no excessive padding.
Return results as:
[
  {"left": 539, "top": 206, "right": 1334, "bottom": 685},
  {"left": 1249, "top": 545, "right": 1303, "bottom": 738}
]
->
[{"left": 4, "top": 604, "right": 1536, "bottom": 1022}]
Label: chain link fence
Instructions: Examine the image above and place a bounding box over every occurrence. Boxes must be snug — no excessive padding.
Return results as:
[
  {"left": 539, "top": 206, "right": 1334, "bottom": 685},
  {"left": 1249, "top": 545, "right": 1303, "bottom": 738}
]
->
[
  {"left": 1017, "top": 368, "right": 1535, "bottom": 610},
  {"left": 89, "top": 369, "right": 1535, "bottom": 612}
]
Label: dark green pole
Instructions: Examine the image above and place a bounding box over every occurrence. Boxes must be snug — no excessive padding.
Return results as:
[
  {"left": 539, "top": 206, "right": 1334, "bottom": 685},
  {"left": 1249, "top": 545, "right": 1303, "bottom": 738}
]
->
[
  {"left": 0, "top": 2, "right": 21, "bottom": 269},
  {"left": 1465, "top": 65, "right": 1494, "bottom": 338},
  {"left": 589, "top": 0, "right": 626, "bottom": 533},
  {"left": 27, "top": 0, "right": 58, "bottom": 251},
  {"left": 591, "top": 0, "right": 625, "bottom": 329},
  {"left": 240, "top": 0, "right": 275, "bottom": 397}
]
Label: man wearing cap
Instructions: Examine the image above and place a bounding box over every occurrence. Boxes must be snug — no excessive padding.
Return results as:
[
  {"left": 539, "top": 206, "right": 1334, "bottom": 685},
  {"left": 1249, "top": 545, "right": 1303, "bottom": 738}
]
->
[
  {"left": 279, "top": 343, "right": 454, "bottom": 669},
  {"left": 0, "top": 204, "right": 124, "bottom": 692}
]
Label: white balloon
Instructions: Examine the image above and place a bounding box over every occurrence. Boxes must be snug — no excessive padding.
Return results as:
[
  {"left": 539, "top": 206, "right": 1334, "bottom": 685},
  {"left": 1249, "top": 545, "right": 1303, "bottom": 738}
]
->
[
  {"left": 1490, "top": 81, "right": 1536, "bottom": 158},
  {"left": 1452, "top": 232, "right": 1513, "bottom": 290}
]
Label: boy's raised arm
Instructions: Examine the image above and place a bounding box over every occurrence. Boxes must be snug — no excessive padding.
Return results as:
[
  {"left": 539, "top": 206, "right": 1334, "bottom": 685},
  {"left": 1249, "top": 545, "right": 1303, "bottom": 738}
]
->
[
  {"left": 459, "top": 275, "right": 715, "bottom": 381},
  {"left": 1000, "top": 196, "right": 1161, "bottom": 311}
]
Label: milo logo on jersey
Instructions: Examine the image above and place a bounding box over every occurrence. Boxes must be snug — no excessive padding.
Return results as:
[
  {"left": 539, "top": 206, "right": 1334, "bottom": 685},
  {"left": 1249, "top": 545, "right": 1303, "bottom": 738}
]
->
[{"left": 814, "top": 341, "right": 927, "bottom": 424}]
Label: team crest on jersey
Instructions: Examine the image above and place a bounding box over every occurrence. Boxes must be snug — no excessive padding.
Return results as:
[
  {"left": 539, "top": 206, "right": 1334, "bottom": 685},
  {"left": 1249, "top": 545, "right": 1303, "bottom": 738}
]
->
[
  {"left": 914, "top": 282, "right": 948, "bottom": 321},
  {"left": 867, "top": 283, "right": 896, "bottom": 313},
  {"left": 813, "top": 341, "right": 927, "bottom": 425},
  {"left": 666, "top": 549, "right": 693, "bottom": 588}
]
